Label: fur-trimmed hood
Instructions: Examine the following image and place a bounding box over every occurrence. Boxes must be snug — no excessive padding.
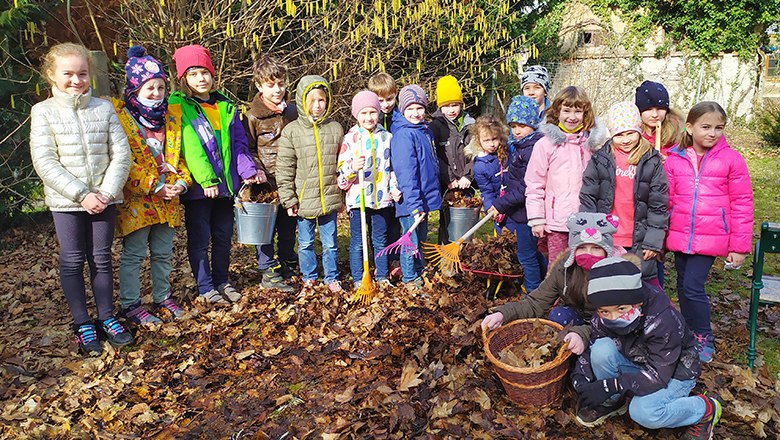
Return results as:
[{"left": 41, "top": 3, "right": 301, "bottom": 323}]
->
[{"left": 538, "top": 118, "right": 608, "bottom": 152}]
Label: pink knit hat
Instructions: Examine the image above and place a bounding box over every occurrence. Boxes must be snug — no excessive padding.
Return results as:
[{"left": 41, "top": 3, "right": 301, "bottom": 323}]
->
[
  {"left": 351, "top": 90, "right": 381, "bottom": 119},
  {"left": 606, "top": 101, "right": 642, "bottom": 137},
  {"left": 172, "top": 44, "right": 215, "bottom": 79}
]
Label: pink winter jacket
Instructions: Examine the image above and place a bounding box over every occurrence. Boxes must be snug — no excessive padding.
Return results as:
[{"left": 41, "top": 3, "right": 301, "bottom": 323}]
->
[
  {"left": 664, "top": 136, "right": 753, "bottom": 256},
  {"left": 525, "top": 121, "right": 608, "bottom": 232}
]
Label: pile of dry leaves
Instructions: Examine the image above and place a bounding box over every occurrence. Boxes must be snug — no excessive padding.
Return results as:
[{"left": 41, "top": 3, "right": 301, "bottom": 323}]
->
[
  {"left": 444, "top": 189, "right": 482, "bottom": 208},
  {"left": 496, "top": 321, "right": 562, "bottom": 369},
  {"left": 460, "top": 231, "right": 523, "bottom": 275},
  {"left": 1, "top": 217, "right": 778, "bottom": 438}
]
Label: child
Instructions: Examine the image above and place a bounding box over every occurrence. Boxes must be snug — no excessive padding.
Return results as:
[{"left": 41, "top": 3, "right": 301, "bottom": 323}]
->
[
  {"left": 665, "top": 101, "right": 753, "bottom": 363},
  {"left": 391, "top": 85, "right": 442, "bottom": 286},
  {"left": 276, "top": 75, "right": 344, "bottom": 294},
  {"left": 337, "top": 91, "right": 399, "bottom": 288},
  {"left": 522, "top": 65, "right": 551, "bottom": 119},
  {"left": 241, "top": 55, "right": 298, "bottom": 291},
  {"left": 580, "top": 101, "right": 668, "bottom": 284},
  {"left": 488, "top": 95, "right": 547, "bottom": 291},
  {"left": 482, "top": 212, "right": 621, "bottom": 356},
  {"left": 170, "top": 44, "right": 261, "bottom": 304},
  {"left": 525, "top": 86, "right": 608, "bottom": 268},
  {"left": 635, "top": 80, "right": 683, "bottom": 159},
  {"left": 430, "top": 75, "right": 475, "bottom": 244},
  {"left": 471, "top": 114, "right": 509, "bottom": 234},
  {"left": 115, "top": 46, "right": 191, "bottom": 325},
  {"left": 571, "top": 258, "right": 720, "bottom": 440},
  {"left": 30, "top": 43, "right": 133, "bottom": 354},
  {"left": 368, "top": 72, "right": 401, "bottom": 133}
]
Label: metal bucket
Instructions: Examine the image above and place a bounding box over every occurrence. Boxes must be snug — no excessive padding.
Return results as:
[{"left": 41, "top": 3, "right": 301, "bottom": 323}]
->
[
  {"left": 235, "top": 200, "right": 279, "bottom": 245},
  {"left": 447, "top": 206, "right": 481, "bottom": 243}
]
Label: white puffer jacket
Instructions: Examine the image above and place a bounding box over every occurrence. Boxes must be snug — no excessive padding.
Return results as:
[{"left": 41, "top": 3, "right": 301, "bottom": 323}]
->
[{"left": 30, "top": 88, "right": 131, "bottom": 211}]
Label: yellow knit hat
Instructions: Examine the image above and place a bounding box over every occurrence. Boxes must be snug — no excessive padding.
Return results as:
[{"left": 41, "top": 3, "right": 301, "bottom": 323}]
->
[{"left": 436, "top": 75, "right": 463, "bottom": 107}]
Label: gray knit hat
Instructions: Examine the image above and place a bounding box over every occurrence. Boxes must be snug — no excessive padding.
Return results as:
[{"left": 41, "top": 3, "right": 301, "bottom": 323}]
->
[
  {"left": 563, "top": 212, "right": 619, "bottom": 268},
  {"left": 521, "top": 65, "right": 550, "bottom": 94},
  {"left": 587, "top": 257, "right": 648, "bottom": 307}
]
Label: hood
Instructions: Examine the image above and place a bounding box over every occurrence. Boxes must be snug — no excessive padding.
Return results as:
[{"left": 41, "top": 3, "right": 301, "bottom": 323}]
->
[
  {"left": 295, "top": 75, "right": 332, "bottom": 126},
  {"left": 539, "top": 118, "right": 609, "bottom": 152},
  {"left": 249, "top": 90, "right": 291, "bottom": 118}
]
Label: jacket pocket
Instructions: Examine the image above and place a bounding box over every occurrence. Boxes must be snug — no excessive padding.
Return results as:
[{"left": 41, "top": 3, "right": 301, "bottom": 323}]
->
[{"left": 721, "top": 208, "right": 729, "bottom": 233}]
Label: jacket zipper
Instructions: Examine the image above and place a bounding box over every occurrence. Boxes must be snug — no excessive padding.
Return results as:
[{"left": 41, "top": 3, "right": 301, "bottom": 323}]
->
[
  {"left": 686, "top": 150, "right": 709, "bottom": 253},
  {"left": 370, "top": 131, "right": 378, "bottom": 207},
  {"left": 74, "top": 96, "right": 94, "bottom": 191},
  {"left": 314, "top": 121, "right": 326, "bottom": 214}
]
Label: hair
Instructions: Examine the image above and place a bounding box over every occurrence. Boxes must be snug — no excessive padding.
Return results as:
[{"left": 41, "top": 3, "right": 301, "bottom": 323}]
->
[
  {"left": 545, "top": 86, "right": 595, "bottom": 131},
  {"left": 252, "top": 55, "right": 288, "bottom": 84},
  {"left": 176, "top": 67, "right": 215, "bottom": 97},
  {"left": 41, "top": 43, "right": 93, "bottom": 86},
  {"left": 470, "top": 114, "right": 509, "bottom": 164},
  {"left": 678, "top": 101, "right": 727, "bottom": 150},
  {"left": 368, "top": 72, "right": 398, "bottom": 97},
  {"left": 619, "top": 134, "right": 653, "bottom": 166},
  {"left": 563, "top": 261, "right": 590, "bottom": 312}
]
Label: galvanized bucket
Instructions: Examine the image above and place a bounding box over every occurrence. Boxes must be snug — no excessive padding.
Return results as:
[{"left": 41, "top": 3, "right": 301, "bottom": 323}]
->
[
  {"left": 448, "top": 205, "right": 481, "bottom": 243},
  {"left": 235, "top": 200, "right": 279, "bottom": 245}
]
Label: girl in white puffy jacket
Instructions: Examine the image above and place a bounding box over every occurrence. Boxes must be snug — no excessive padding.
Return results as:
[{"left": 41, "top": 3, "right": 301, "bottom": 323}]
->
[{"left": 30, "top": 43, "right": 133, "bottom": 355}]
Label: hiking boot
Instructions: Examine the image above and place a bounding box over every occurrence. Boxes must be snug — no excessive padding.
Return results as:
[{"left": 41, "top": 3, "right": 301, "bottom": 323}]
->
[
  {"left": 121, "top": 303, "right": 162, "bottom": 326},
  {"left": 73, "top": 322, "right": 102, "bottom": 356},
  {"left": 694, "top": 333, "right": 716, "bottom": 363},
  {"left": 154, "top": 297, "right": 186, "bottom": 320},
  {"left": 98, "top": 317, "right": 135, "bottom": 348},
  {"left": 217, "top": 282, "right": 242, "bottom": 302},
  {"left": 280, "top": 260, "right": 299, "bottom": 279},
  {"left": 575, "top": 400, "right": 628, "bottom": 427},
  {"left": 327, "top": 280, "right": 344, "bottom": 293},
  {"left": 261, "top": 266, "right": 295, "bottom": 292},
  {"left": 683, "top": 394, "right": 723, "bottom": 440},
  {"left": 199, "top": 289, "right": 229, "bottom": 304}
]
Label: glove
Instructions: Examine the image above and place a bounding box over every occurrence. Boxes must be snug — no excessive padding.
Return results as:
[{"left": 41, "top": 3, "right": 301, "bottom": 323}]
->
[{"left": 578, "top": 378, "right": 623, "bottom": 408}]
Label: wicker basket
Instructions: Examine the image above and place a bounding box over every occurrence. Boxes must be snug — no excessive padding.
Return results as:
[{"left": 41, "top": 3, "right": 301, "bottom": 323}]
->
[{"left": 482, "top": 318, "right": 573, "bottom": 407}]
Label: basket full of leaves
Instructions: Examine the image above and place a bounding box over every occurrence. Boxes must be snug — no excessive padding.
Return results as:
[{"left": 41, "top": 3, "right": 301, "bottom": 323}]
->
[
  {"left": 482, "top": 318, "right": 573, "bottom": 406},
  {"left": 234, "top": 183, "right": 279, "bottom": 245}
]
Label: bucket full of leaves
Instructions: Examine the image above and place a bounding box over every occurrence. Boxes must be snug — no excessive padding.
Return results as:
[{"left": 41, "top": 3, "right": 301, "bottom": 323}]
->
[
  {"left": 444, "top": 189, "right": 482, "bottom": 244},
  {"left": 235, "top": 183, "right": 279, "bottom": 245},
  {"left": 482, "top": 318, "right": 573, "bottom": 407}
]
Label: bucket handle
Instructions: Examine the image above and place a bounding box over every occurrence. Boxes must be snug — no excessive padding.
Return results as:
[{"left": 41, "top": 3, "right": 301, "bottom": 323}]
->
[{"left": 235, "top": 183, "right": 250, "bottom": 215}]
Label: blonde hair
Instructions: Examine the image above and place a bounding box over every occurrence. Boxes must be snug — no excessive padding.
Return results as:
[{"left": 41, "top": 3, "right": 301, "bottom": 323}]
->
[
  {"left": 252, "top": 55, "right": 288, "bottom": 84},
  {"left": 642, "top": 107, "right": 684, "bottom": 149},
  {"left": 470, "top": 114, "right": 509, "bottom": 164},
  {"left": 368, "top": 72, "right": 398, "bottom": 97},
  {"left": 545, "top": 86, "right": 595, "bottom": 131},
  {"left": 679, "top": 102, "right": 727, "bottom": 151},
  {"left": 41, "top": 43, "right": 93, "bottom": 86},
  {"left": 624, "top": 135, "right": 653, "bottom": 165}
]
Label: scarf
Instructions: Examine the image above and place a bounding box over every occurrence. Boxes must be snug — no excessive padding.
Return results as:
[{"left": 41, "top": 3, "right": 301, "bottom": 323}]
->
[
  {"left": 558, "top": 122, "right": 583, "bottom": 134},
  {"left": 124, "top": 91, "right": 167, "bottom": 130}
]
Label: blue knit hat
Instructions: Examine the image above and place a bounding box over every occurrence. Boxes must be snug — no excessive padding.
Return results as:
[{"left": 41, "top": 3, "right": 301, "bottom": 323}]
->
[
  {"left": 506, "top": 95, "right": 541, "bottom": 129},
  {"left": 124, "top": 46, "right": 167, "bottom": 94},
  {"left": 635, "top": 80, "right": 670, "bottom": 113}
]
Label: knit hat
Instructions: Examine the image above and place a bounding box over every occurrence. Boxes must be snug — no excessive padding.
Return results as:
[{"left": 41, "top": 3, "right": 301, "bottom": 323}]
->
[
  {"left": 521, "top": 65, "right": 550, "bottom": 94},
  {"left": 635, "top": 80, "right": 670, "bottom": 113},
  {"left": 587, "top": 257, "right": 648, "bottom": 307},
  {"left": 606, "top": 101, "right": 642, "bottom": 137},
  {"left": 398, "top": 85, "right": 428, "bottom": 113},
  {"left": 506, "top": 95, "right": 541, "bottom": 129},
  {"left": 563, "top": 212, "right": 619, "bottom": 268},
  {"left": 172, "top": 44, "right": 216, "bottom": 79},
  {"left": 436, "top": 75, "right": 463, "bottom": 107},
  {"left": 124, "top": 46, "right": 166, "bottom": 94},
  {"left": 351, "top": 90, "right": 381, "bottom": 119}
]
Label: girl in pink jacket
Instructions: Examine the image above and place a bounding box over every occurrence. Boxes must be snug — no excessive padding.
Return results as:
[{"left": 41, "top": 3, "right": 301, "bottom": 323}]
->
[
  {"left": 664, "top": 101, "right": 753, "bottom": 363},
  {"left": 525, "top": 86, "right": 608, "bottom": 268}
]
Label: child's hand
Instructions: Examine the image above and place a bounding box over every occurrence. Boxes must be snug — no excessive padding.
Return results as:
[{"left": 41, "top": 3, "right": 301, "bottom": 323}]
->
[
  {"left": 203, "top": 185, "right": 219, "bottom": 198},
  {"left": 726, "top": 252, "right": 747, "bottom": 269},
  {"left": 287, "top": 205, "right": 298, "bottom": 217},
  {"left": 642, "top": 249, "right": 659, "bottom": 261},
  {"left": 457, "top": 177, "right": 471, "bottom": 189},
  {"left": 532, "top": 224, "right": 549, "bottom": 238},
  {"left": 81, "top": 192, "right": 107, "bottom": 215},
  {"left": 351, "top": 156, "right": 366, "bottom": 172},
  {"left": 481, "top": 312, "right": 505, "bottom": 331},
  {"left": 447, "top": 179, "right": 459, "bottom": 190},
  {"left": 487, "top": 206, "right": 500, "bottom": 217},
  {"left": 170, "top": 184, "right": 185, "bottom": 199},
  {"left": 563, "top": 332, "right": 585, "bottom": 355},
  {"left": 390, "top": 188, "right": 402, "bottom": 202},
  {"left": 158, "top": 163, "right": 177, "bottom": 174},
  {"left": 414, "top": 211, "right": 426, "bottom": 223}
]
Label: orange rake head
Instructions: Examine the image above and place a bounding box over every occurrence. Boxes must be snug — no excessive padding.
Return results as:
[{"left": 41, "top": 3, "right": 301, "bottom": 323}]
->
[
  {"left": 421, "top": 240, "right": 464, "bottom": 275},
  {"left": 350, "top": 263, "right": 376, "bottom": 306}
]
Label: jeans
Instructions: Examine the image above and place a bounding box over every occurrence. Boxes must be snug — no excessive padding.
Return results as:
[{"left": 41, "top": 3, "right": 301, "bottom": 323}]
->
[
  {"left": 348, "top": 207, "right": 392, "bottom": 282},
  {"left": 52, "top": 205, "right": 117, "bottom": 324},
  {"left": 297, "top": 212, "right": 339, "bottom": 283},
  {"left": 183, "top": 197, "right": 234, "bottom": 295},
  {"left": 256, "top": 206, "right": 298, "bottom": 270},
  {"left": 674, "top": 252, "right": 717, "bottom": 335},
  {"left": 589, "top": 337, "right": 706, "bottom": 429},
  {"left": 119, "top": 223, "right": 175, "bottom": 309},
  {"left": 399, "top": 214, "right": 429, "bottom": 282},
  {"left": 657, "top": 259, "right": 665, "bottom": 289},
  {"left": 509, "top": 220, "right": 547, "bottom": 292}
]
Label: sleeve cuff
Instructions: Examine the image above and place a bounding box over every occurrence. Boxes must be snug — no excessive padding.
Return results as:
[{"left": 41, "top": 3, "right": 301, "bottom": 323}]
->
[{"left": 527, "top": 218, "right": 546, "bottom": 227}]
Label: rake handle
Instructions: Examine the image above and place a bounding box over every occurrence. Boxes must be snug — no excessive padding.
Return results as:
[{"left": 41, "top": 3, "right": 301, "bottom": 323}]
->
[
  {"left": 358, "top": 170, "right": 370, "bottom": 266},
  {"left": 455, "top": 211, "right": 496, "bottom": 244}
]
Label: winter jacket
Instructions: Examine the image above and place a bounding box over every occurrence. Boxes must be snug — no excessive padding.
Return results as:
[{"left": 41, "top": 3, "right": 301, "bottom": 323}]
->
[
  {"left": 276, "top": 75, "right": 343, "bottom": 218},
  {"left": 241, "top": 91, "right": 298, "bottom": 188},
  {"left": 337, "top": 125, "right": 397, "bottom": 211},
  {"left": 492, "top": 131, "right": 544, "bottom": 223},
  {"left": 579, "top": 143, "right": 669, "bottom": 278},
  {"left": 430, "top": 109, "right": 475, "bottom": 188},
  {"left": 571, "top": 283, "right": 701, "bottom": 397},
  {"left": 381, "top": 107, "right": 401, "bottom": 133},
  {"left": 525, "top": 121, "right": 608, "bottom": 232},
  {"left": 169, "top": 90, "right": 257, "bottom": 201},
  {"left": 30, "top": 87, "right": 131, "bottom": 211},
  {"left": 664, "top": 136, "right": 753, "bottom": 256},
  {"left": 390, "top": 114, "right": 442, "bottom": 217},
  {"left": 114, "top": 101, "right": 192, "bottom": 238},
  {"left": 472, "top": 152, "right": 505, "bottom": 212}
]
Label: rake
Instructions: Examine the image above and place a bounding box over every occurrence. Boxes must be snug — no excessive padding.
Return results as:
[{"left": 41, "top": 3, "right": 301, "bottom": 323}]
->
[
  {"left": 375, "top": 215, "right": 424, "bottom": 259},
  {"left": 422, "top": 211, "right": 495, "bottom": 275},
  {"left": 350, "top": 170, "right": 377, "bottom": 306}
]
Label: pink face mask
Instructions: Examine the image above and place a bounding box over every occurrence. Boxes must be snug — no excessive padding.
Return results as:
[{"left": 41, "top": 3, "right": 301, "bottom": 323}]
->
[{"left": 575, "top": 253, "right": 605, "bottom": 271}]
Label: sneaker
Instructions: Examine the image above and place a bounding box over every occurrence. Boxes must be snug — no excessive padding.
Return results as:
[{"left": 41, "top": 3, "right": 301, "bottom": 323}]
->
[
  {"left": 327, "top": 280, "right": 343, "bottom": 293},
  {"left": 683, "top": 394, "right": 723, "bottom": 440},
  {"left": 280, "top": 260, "right": 299, "bottom": 280},
  {"left": 73, "top": 322, "right": 102, "bottom": 355},
  {"left": 154, "top": 297, "right": 186, "bottom": 319},
  {"left": 298, "top": 279, "right": 317, "bottom": 296},
  {"left": 199, "top": 289, "right": 229, "bottom": 304},
  {"left": 377, "top": 278, "right": 395, "bottom": 289},
  {"left": 575, "top": 400, "right": 628, "bottom": 427},
  {"left": 261, "top": 266, "right": 295, "bottom": 293},
  {"left": 694, "top": 333, "right": 716, "bottom": 363},
  {"left": 121, "top": 303, "right": 162, "bottom": 326},
  {"left": 98, "top": 317, "right": 135, "bottom": 347},
  {"left": 217, "top": 282, "right": 242, "bottom": 302},
  {"left": 404, "top": 277, "right": 424, "bottom": 289}
]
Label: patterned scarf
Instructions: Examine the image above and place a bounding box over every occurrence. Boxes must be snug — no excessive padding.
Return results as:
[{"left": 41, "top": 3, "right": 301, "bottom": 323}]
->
[{"left": 124, "top": 91, "right": 168, "bottom": 130}]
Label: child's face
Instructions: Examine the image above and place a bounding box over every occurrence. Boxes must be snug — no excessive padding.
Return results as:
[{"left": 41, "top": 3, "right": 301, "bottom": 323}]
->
[
  {"left": 378, "top": 94, "right": 396, "bottom": 114},
  {"left": 574, "top": 243, "right": 606, "bottom": 258},
  {"left": 357, "top": 107, "right": 379, "bottom": 131},
  {"left": 403, "top": 103, "right": 426, "bottom": 124},
  {"left": 597, "top": 304, "right": 642, "bottom": 321},
  {"left": 612, "top": 131, "right": 640, "bottom": 153},
  {"left": 440, "top": 103, "right": 462, "bottom": 120},
  {"left": 558, "top": 105, "right": 585, "bottom": 131},
  {"left": 137, "top": 78, "right": 166, "bottom": 101},
  {"left": 522, "top": 83, "right": 546, "bottom": 106},
  {"left": 306, "top": 88, "right": 328, "bottom": 119},
  {"left": 479, "top": 130, "right": 501, "bottom": 154},
  {"left": 510, "top": 123, "right": 534, "bottom": 140},
  {"left": 185, "top": 67, "right": 214, "bottom": 98},
  {"left": 686, "top": 112, "right": 725, "bottom": 149},
  {"left": 257, "top": 77, "right": 286, "bottom": 105},
  {"left": 640, "top": 107, "right": 667, "bottom": 131},
  {"left": 51, "top": 54, "right": 90, "bottom": 95}
]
